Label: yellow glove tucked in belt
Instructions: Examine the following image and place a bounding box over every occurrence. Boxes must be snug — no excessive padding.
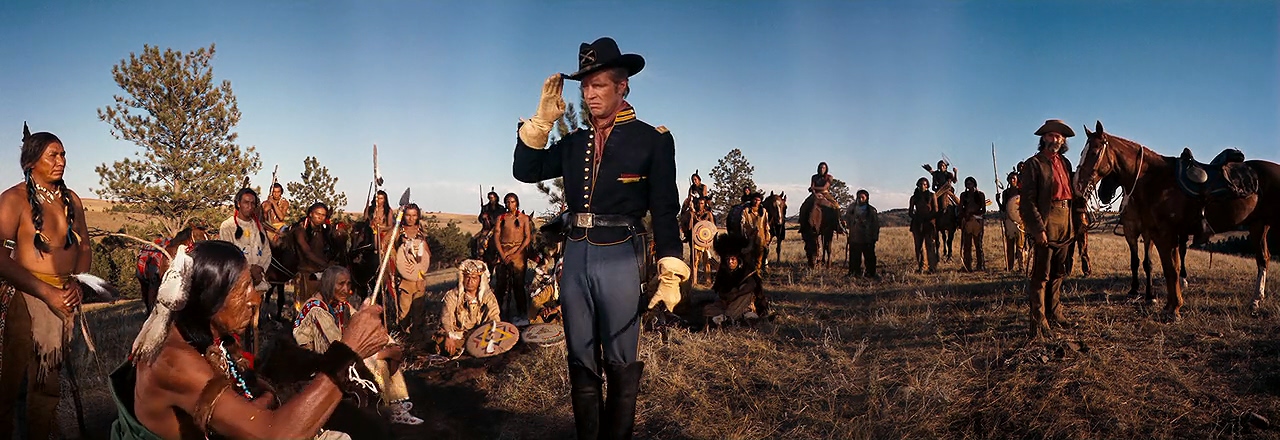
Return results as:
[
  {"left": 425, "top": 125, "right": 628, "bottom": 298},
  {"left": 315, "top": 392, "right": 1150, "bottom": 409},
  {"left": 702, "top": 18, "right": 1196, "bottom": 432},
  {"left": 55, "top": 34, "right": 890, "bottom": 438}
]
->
[{"left": 648, "top": 257, "right": 690, "bottom": 311}]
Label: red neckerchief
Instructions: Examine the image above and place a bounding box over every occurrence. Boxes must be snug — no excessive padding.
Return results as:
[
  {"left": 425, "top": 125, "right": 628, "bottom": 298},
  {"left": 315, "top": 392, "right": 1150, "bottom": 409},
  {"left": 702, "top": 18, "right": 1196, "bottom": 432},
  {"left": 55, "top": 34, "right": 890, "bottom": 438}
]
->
[{"left": 591, "top": 100, "right": 632, "bottom": 167}]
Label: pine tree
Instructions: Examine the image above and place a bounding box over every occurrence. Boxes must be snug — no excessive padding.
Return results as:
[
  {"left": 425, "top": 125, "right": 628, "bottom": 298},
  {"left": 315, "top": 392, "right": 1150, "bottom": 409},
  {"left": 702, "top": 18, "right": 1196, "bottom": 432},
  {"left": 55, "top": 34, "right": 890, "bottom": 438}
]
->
[
  {"left": 709, "top": 149, "right": 757, "bottom": 219},
  {"left": 96, "top": 43, "right": 261, "bottom": 235},
  {"left": 286, "top": 156, "right": 348, "bottom": 221}
]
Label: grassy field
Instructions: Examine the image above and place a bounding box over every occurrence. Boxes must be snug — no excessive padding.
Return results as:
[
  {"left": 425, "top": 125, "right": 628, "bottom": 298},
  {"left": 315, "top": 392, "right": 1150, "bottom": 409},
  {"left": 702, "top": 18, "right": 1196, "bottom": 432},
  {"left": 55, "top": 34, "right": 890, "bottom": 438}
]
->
[{"left": 49, "top": 220, "right": 1280, "bottom": 439}]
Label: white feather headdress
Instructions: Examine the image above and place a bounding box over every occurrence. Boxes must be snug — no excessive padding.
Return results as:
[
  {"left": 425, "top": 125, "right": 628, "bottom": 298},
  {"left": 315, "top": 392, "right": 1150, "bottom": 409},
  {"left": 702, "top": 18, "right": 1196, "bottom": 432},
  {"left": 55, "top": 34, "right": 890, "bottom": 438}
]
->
[{"left": 131, "top": 244, "right": 194, "bottom": 364}]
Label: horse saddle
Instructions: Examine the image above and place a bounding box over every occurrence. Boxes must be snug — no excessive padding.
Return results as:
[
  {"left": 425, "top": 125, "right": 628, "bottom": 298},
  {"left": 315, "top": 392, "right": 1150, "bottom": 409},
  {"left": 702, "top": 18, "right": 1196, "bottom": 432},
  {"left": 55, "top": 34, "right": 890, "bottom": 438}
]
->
[{"left": 1175, "top": 147, "right": 1258, "bottom": 200}]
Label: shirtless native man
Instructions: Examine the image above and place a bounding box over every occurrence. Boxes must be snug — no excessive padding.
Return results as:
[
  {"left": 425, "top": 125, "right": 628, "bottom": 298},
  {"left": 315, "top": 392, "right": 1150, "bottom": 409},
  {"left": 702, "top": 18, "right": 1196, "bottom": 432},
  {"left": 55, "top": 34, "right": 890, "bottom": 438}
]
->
[{"left": 0, "top": 123, "right": 90, "bottom": 440}]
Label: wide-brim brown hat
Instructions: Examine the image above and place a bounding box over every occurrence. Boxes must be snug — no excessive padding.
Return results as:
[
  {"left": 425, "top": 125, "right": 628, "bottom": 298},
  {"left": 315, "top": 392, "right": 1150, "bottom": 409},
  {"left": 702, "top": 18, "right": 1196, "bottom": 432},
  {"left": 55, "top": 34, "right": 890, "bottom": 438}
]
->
[
  {"left": 1034, "top": 119, "right": 1075, "bottom": 138},
  {"left": 566, "top": 37, "right": 645, "bottom": 81}
]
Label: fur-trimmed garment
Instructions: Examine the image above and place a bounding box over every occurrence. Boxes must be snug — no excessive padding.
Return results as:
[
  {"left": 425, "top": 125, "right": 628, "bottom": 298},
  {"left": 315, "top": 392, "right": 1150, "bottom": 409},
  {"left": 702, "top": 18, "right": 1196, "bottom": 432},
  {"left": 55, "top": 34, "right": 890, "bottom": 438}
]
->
[{"left": 438, "top": 265, "right": 500, "bottom": 341}]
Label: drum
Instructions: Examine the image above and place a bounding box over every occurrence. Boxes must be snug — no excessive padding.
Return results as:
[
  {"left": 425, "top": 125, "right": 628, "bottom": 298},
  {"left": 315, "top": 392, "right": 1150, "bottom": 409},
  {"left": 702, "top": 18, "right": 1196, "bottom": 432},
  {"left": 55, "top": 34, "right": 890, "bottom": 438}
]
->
[
  {"left": 465, "top": 321, "right": 520, "bottom": 358},
  {"left": 522, "top": 323, "right": 566, "bottom": 347},
  {"left": 692, "top": 220, "right": 717, "bottom": 249}
]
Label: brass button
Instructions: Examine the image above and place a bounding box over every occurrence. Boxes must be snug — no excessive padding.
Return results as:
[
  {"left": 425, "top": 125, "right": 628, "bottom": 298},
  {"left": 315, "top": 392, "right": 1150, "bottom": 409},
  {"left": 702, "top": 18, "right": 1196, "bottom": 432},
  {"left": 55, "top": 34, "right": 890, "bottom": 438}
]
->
[
  {"left": 583, "top": 194, "right": 589, "bottom": 199},
  {"left": 584, "top": 167, "right": 589, "bottom": 172},
  {"left": 584, "top": 203, "right": 590, "bottom": 208}
]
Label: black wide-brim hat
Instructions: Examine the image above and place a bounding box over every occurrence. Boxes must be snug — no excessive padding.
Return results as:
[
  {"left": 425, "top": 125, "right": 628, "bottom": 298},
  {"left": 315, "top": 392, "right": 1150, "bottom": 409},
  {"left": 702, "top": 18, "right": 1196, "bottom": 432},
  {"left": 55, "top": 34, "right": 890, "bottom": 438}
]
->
[
  {"left": 713, "top": 233, "right": 751, "bottom": 259},
  {"left": 566, "top": 37, "right": 645, "bottom": 81},
  {"left": 1034, "top": 119, "right": 1075, "bottom": 138},
  {"left": 740, "top": 191, "right": 764, "bottom": 203}
]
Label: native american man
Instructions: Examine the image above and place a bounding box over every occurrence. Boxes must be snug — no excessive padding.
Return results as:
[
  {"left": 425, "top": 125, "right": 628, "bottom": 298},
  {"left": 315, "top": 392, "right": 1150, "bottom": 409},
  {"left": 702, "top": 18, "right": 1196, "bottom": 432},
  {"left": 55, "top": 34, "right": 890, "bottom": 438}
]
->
[
  {"left": 909, "top": 177, "right": 940, "bottom": 273},
  {"left": 365, "top": 190, "right": 395, "bottom": 255},
  {"left": 220, "top": 188, "right": 272, "bottom": 293},
  {"left": 810, "top": 162, "right": 847, "bottom": 234},
  {"left": 393, "top": 203, "right": 431, "bottom": 327},
  {"left": 512, "top": 37, "right": 688, "bottom": 439},
  {"left": 434, "top": 259, "right": 501, "bottom": 357},
  {"left": 996, "top": 171, "right": 1028, "bottom": 272},
  {"left": 294, "top": 202, "right": 338, "bottom": 304},
  {"left": 845, "top": 189, "right": 880, "bottom": 278},
  {"left": 686, "top": 197, "right": 716, "bottom": 281},
  {"left": 262, "top": 182, "right": 290, "bottom": 240},
  {"left": 137, "top": 233, "right": 167, "bottom": 314},
  {"left": 493, "top": 193, "right": 532, "bottom": 324},
  {"left": 295, "top": 266, "right": 422, "bottom": 425},
  {"left": 474, "top": 191, "right": 506, "bottom": 263},
  {"left": 1021, "top": 119, "right": 1079, "bottom": 338},
  {"left": 924, "top": 159, "right": 960, "bottom": 208},
  {"left": 0, "top": 124, "right": 89, "bottom": 440},
  {"left": 111, "top": 240, "right": 390, "bottom": 439},
  {"left": 704, "top": 234, "right": 766, "bottom": 327},
  {"left": 958, "top": 176, "right": 987, "bottom": 272}
]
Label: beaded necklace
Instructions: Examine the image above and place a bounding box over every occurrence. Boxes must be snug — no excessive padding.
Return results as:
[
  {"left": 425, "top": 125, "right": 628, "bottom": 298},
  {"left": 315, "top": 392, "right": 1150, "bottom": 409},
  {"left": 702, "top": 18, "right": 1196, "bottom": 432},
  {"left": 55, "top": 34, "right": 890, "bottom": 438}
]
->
[
  {"left": 206, "top": 337, "right": 255, "bottom": 400},
  {"left": 33, "top": 183, "right": 59, "bottom": 205}
]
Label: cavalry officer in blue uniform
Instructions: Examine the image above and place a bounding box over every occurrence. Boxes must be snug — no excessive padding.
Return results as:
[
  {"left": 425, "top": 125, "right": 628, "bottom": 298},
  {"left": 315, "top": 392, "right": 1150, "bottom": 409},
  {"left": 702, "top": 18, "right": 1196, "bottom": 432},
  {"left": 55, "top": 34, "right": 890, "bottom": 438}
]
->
[{"left": 513, "top": 36, "right": 689, "bottom": 440}]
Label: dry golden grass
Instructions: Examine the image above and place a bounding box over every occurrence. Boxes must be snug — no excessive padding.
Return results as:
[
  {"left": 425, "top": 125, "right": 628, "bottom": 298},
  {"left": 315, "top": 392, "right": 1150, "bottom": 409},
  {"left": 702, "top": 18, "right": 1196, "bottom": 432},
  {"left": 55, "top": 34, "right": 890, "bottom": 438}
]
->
[{"left": 53, "top": 222, "right": 1280, "bottom": 439}]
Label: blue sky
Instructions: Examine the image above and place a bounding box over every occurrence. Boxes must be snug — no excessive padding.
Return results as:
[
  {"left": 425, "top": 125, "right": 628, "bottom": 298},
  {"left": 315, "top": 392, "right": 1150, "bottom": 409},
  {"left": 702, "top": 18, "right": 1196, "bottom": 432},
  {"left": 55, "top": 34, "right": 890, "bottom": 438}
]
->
[{"left": 1, "top": 1, "right": 1276, "bottom": 213}]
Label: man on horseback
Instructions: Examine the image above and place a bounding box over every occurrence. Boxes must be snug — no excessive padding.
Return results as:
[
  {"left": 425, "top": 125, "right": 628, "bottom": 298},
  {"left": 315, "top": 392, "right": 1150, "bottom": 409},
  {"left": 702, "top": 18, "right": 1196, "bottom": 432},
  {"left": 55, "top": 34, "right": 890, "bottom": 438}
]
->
[
  {"left": 262, "top": 182, "right": 290, "bottom": 240},
  {"left": 474, "top": 190, "right": 505, "bottom": 263},
  {"left": 845, "top": 189, "right": 880, "bottom": 278},
  {"left": 1021, "top": 119, "right": 1079, "bottom": 338},
  {"left": 294, "top": 202, "right": 338, "bottom": 309},
  {"left": 909, "top": 177, "right": 940, "bottom": 273},
  {"left": 958, "top": 177, "right": 987, "bottom": 272},
  {"left": 925, "top": 159, "right": 960, "bottom": 207},
  {"left": 220, "top": 188, "right": 272, "bottom": 295},
  {"left": 366, "top": 190, "right": 396, "bottom": 255},
  {"left": 495, "top": 193, "right": 533, "bottom": 325},
  {"left": 512, "top": 36, "right": 688, "bottom": 439},
  {"left": 394, "top": 203, "right": 430, "bottom": 329},
  {"left": 810, "top": 162, "right": 846, "bottom": 234}
]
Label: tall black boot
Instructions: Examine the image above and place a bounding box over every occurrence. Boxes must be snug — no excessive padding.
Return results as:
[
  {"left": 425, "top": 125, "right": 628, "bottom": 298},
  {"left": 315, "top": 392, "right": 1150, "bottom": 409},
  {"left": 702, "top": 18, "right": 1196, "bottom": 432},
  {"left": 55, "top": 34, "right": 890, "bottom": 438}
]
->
[
  {"left": 601, "top": 361, "right": 644, "bottom": 440},
  {"left": 569, "top": 365, "right": 603, "bottom": 440}
]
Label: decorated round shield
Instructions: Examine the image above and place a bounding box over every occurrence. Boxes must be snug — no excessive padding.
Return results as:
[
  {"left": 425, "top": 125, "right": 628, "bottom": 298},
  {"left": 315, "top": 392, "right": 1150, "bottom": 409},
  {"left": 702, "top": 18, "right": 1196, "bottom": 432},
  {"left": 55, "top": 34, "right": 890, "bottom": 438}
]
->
[
  {"left": 692, "top": 220, "right": 717, "bottom": 248},
  {"left": 465, "top": 321, "right": 520, "bottom": 358},
  {"left": 522, "top": 323, "right": 566, "bottom": 347}
]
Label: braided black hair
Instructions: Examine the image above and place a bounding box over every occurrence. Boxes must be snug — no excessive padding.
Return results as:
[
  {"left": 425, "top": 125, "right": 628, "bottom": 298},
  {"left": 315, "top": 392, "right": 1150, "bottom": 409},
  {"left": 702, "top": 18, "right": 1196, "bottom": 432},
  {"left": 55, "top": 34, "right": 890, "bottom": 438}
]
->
[{"left": 20, "top": 123, "right": 76, "bottom": 253}]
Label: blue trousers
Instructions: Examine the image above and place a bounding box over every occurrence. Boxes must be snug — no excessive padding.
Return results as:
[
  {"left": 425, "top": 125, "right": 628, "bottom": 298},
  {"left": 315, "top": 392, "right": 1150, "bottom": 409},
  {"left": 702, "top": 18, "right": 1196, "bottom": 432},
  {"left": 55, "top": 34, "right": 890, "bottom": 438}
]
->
[{"left": 560, "top": 237, "right": 644, "bottom": 376}]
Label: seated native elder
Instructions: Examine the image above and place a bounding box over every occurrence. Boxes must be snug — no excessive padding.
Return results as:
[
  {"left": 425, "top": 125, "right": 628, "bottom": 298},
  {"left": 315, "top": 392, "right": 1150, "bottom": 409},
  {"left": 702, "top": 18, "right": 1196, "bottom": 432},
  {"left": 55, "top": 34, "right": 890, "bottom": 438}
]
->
[
  {"left": 109, "top": 240, "right": 392, "bottom": 440},
  {"left": 294, "top": 266, "right": 422, "bottom": 425},
  {"left": 432, "top": 259, "right": 501, "bottom": 357}
]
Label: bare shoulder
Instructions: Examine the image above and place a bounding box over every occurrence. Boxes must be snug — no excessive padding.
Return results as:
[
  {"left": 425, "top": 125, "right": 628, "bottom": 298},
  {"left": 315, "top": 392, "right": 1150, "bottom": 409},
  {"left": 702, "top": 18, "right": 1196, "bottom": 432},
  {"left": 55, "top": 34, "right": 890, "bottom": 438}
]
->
[
  {"left": 145, "top": 340, "right": 216, "bottom": 407},
  {"left": 0, "top": 183, "right": 28, "bottom": 207}
]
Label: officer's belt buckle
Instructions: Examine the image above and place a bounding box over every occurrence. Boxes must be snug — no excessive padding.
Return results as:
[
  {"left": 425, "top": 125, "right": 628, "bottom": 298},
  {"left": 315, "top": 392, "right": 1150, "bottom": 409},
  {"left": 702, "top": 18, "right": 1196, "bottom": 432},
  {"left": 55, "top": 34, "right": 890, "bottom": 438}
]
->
[{"left": 574, "top": 213, "right": 595, "bottom": 229}]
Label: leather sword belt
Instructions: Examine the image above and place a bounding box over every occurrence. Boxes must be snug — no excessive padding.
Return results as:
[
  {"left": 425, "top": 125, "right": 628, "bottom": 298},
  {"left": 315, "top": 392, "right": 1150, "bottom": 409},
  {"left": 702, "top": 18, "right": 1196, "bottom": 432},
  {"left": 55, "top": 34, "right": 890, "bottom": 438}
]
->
[{"left": 571, "top": 213, "right": 642, "bottom": 229}]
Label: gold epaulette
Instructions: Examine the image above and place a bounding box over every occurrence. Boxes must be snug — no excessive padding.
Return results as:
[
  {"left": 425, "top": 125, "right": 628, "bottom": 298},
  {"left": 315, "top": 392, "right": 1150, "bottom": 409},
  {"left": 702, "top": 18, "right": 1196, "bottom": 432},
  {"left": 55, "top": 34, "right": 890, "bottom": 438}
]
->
[{"left": 656, "top": 125, "right": 669, "bottom": 134}]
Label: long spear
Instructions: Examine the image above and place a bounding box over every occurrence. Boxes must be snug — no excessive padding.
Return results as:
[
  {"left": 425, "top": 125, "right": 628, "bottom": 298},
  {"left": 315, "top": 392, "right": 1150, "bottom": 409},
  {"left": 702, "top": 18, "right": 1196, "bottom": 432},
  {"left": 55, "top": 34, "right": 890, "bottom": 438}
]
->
[
  {"left": 368, "top": 188, "right": 411, "bottom": 327},
  {"left": 992, "top": 143, "right": 1007, "bottom": 242}
]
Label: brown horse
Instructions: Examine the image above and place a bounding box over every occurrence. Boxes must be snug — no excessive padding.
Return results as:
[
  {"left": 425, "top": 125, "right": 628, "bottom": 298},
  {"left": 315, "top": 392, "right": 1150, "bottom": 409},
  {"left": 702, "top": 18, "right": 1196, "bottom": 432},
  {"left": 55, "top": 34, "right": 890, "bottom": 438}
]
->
[
  {"left": 763, "top": 191, "right": 788, "bottom": 266},
  {"left": 1075, "top": 121, "right": 1270, "bottom": 319},
  {"left": 1093, "top": 172, "right": 1191, "bottom": 298},
  {"left": 931, "top": 176, "right": 960, "bottom": 262},
  {"left": 799, "top": 194, "right": 839, "bottom": 268}
]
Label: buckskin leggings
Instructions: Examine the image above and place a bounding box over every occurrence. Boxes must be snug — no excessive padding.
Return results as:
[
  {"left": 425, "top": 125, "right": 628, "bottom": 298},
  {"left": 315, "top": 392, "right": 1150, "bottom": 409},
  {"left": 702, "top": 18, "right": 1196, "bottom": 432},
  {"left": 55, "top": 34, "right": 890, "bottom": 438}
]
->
[{"left": 560, "top": 237, "right": 643, "bottom": 376}]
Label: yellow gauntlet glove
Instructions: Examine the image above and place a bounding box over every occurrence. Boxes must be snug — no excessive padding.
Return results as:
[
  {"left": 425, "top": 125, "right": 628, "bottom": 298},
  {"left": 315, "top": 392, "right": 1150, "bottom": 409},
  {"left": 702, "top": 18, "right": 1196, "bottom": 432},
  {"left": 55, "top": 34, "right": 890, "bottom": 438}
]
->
[
  {"left": 648, "top": 257, "right": 690, "bottom": 311},
  {"left": 517, "top": 73, "right": 566, "bottom": 149}
]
